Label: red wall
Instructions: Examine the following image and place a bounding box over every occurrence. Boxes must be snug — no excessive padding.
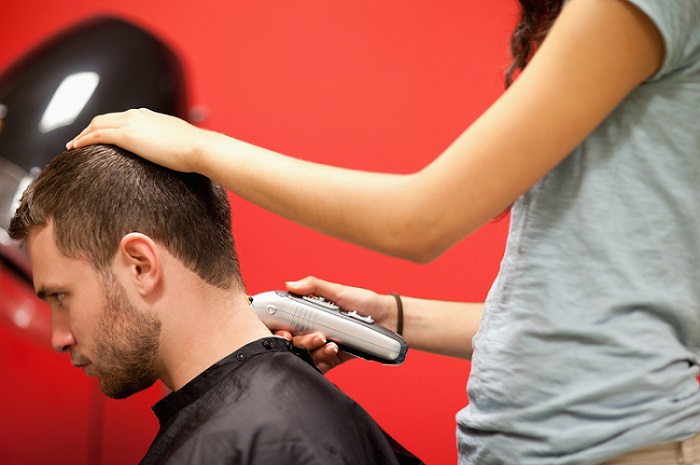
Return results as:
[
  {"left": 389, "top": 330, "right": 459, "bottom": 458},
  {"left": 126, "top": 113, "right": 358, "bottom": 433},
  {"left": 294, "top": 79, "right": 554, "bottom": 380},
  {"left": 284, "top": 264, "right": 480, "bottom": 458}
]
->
[{"left": 0, "top": 2, "right": 517, "bottom": 464}]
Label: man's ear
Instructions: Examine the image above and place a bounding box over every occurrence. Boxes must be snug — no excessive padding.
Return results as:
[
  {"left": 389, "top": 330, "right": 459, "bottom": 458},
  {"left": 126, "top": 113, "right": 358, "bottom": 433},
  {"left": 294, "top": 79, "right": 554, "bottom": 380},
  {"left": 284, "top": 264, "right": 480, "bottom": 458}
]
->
[{"left": 117, "top": 233, "right": 162, "bottom": 296}]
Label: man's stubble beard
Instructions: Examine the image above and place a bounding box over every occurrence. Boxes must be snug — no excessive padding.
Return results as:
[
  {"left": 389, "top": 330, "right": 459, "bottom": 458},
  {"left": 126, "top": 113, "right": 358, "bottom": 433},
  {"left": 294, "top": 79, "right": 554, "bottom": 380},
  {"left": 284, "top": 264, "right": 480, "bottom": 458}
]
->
[{"left": 92, "top": 272, "right": 162, "bottom": 399}]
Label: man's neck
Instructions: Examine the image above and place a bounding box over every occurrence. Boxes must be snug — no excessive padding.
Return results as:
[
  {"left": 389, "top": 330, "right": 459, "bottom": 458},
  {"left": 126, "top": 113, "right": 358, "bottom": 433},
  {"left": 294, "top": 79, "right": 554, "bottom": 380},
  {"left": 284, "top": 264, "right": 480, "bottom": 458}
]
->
[{"left": 156, "top": 289, "right": 272, "bottom": 392}]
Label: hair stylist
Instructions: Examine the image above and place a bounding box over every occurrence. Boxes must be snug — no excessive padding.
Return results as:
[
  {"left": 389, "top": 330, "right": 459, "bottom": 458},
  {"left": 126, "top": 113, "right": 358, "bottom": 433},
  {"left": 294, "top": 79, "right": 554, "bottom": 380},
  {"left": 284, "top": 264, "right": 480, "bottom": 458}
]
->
[{"left": 68, "top": 1, "right": 700, "bottom": 464}]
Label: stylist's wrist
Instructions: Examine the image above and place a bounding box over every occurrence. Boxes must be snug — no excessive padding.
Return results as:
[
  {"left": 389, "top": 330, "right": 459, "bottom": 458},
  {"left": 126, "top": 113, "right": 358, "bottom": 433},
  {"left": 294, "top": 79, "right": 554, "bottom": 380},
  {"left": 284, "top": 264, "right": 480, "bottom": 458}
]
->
[
  {"left": 381, "top": 294, "right": 400, "bottom": 334},
  {"left": 191, "top": 129, "right": 227, "bottom": 176}
]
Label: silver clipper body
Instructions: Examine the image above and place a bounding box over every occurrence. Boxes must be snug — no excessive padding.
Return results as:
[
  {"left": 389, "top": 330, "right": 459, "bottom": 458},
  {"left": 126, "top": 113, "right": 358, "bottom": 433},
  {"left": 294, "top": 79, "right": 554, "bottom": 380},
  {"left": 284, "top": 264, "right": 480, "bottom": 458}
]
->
[{"left": 250, "top": 291, "right": 408, "bottom": 364}]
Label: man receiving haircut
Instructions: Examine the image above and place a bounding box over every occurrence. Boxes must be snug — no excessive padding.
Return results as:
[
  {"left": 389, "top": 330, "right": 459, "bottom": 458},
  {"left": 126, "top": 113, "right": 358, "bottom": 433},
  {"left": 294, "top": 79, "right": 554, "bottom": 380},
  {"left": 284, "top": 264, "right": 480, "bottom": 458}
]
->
[{"left": 9, "top": 145, "right": 419, "bottom": 465}]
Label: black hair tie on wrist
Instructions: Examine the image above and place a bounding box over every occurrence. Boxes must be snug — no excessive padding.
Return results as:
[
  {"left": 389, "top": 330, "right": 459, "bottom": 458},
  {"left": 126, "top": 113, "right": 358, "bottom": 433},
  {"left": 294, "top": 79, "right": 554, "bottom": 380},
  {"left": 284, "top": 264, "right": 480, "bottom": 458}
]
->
[{"left": 390, "top": 292, "right": 404, "bottom": 336}]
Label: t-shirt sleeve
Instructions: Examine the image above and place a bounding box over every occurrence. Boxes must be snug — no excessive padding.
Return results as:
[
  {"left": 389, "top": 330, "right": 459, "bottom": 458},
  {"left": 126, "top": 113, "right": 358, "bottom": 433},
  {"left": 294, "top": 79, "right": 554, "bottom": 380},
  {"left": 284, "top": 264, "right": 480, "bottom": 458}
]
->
[{"left": 625, "top": 0, "right": 700, "bottom": 80}]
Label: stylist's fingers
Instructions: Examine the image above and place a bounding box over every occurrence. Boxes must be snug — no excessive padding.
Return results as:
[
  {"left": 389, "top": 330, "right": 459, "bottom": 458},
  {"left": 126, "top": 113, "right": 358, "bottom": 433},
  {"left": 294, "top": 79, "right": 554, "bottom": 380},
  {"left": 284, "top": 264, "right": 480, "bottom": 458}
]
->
[
  {"left": 301, "top": 338, "right": 353, "bottom": 373},
  {"left": 273, "top": 330, "right": 348, "bottom": 373},
  {"left": 273, "top": 330, "right": 293, "bottom": 341},
  {"left": 69, "top": 128, "right": 123, "bottom": 149},
  {"left": 67, "top": 111, "right": 129, "bottom": 148},
  {"left": 286, "top": 276, "right": 347, "bottom": 302},
  {"left": 273, "top": 330, "right": 334, "bottom": 354},
  {"left": 285, "top": 276, "right": 389, "bottom": 325},
  {"left": 66, "top": 108, "right": 200, "bottom": 173},
  {"left": 312, "top": 348, "right": 355, "bottom": 373},
  {"left": 290, "top": 332, "right": 332, "bottom": 352}
]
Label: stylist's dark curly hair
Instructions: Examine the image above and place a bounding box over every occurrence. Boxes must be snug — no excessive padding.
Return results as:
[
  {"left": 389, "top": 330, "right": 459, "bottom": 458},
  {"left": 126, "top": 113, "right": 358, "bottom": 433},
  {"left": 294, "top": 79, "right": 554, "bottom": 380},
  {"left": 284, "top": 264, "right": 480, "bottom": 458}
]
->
[
  {"left": 506, "top": 0, "right": 564, "bottom": 87},
  {"left": 492, "top": 0, "right": 563, "bottom": 221}
]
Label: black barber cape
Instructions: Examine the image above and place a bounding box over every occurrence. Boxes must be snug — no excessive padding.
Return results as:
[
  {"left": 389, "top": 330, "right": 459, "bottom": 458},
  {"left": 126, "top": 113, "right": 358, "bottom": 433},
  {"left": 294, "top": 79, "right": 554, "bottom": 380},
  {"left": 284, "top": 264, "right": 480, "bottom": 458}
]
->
[{"left": 139, "top": 337, "right": 422, "bottom": 465}]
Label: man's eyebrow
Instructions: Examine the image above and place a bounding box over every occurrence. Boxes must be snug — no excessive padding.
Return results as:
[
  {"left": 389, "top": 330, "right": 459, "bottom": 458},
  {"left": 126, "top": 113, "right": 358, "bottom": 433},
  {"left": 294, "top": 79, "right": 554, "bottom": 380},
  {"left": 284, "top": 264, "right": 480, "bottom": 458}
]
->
[
  {"left": 36, "top": 286, "right": 49, "bottom": 301},
  {"left": 36, "top": 285, "right": 60, "bottom": 301}
]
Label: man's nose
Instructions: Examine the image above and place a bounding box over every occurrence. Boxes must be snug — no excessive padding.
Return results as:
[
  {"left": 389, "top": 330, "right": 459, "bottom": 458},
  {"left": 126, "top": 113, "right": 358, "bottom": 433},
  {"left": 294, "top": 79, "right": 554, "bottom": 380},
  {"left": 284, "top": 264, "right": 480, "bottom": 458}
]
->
[{"left": 51, "top": 311, "right": 75, "bottom": 353}]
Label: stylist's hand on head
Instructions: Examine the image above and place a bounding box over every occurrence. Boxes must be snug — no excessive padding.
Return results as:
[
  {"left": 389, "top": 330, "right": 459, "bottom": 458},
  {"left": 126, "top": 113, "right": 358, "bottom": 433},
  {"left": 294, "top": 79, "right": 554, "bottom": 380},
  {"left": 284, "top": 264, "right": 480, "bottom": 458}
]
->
[
  {"left": 275, "top": 276, "right": 400, "bottom": 373},
  {"left": 67, "top": 108, "right": 207, "bottom": 173}
]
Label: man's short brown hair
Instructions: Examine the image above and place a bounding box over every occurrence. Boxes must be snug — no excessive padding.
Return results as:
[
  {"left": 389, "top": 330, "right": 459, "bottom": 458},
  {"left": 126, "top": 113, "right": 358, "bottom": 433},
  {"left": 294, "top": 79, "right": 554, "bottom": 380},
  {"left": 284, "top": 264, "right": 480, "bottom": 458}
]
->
[{"left": 9, "top": 144, "right": 243, "bottom": 290}]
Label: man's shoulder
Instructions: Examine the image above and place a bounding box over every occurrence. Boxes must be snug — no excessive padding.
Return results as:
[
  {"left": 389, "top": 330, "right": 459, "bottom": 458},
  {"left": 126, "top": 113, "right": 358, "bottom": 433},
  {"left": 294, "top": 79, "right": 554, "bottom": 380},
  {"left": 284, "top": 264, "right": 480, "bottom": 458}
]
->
[{"left": 144, "top": 350, "right": 402, "bottom": 465}]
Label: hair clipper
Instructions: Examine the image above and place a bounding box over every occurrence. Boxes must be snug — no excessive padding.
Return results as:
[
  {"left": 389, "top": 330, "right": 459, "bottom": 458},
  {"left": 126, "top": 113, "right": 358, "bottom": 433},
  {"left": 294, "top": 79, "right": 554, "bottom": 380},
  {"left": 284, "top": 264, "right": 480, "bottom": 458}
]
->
[{"left": 249, "top": 291, "right": 408, "bottom": 364}]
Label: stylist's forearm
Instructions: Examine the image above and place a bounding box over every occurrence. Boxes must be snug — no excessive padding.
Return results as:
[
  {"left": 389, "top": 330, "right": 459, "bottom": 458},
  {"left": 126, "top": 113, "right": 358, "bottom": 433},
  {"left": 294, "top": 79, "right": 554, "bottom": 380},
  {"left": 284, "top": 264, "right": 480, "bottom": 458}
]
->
[
  {"left": 197, "top": 132, "right": 422, "bottom": 257},
  {"left": 399, "top": 297, "right": 482, "bottom": 359},
  {"left": 193, "top": 133, "right": 482, "bottom": 263}
]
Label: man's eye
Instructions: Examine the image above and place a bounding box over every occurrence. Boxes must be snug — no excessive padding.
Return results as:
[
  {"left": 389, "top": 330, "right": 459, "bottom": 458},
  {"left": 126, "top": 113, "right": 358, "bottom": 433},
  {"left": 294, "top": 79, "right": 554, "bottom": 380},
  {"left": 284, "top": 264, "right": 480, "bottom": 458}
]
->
[{"left": 53, "top": 293, "right": 65, "bottom": 305}]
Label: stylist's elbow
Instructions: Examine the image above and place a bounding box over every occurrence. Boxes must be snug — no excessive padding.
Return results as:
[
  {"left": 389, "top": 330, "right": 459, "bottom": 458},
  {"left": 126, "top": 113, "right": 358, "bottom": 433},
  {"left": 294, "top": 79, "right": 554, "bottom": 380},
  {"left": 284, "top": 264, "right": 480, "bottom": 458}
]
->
[
  {"left": 396, "top": 236, "right": 450, "bottom": 264},
  {"left": 378, "top": 173, "right": 474, "bottom": 263},
  {"left": 387, "top": 214, "right": 455, "bottom": 264},
  {"left": 406, "top": 246, "right": 444, "bottom": 264}
]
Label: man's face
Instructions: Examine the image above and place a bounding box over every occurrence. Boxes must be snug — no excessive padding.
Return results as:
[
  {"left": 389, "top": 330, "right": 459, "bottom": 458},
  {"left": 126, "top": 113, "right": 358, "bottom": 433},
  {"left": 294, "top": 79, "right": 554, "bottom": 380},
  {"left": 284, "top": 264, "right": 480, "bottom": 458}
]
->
[{"left": 29, "top": 223, "right": 162, "bottom": 399}]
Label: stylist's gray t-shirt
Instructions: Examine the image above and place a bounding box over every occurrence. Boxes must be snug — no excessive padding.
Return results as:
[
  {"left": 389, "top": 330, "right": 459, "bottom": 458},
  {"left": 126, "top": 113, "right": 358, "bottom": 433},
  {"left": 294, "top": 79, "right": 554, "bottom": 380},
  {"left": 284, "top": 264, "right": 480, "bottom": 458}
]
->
[{"left": 458, "top": 2, "right": 700, "bottom": 464}]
